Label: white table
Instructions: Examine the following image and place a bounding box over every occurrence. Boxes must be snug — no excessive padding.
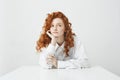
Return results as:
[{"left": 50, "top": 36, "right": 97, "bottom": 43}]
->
[{"left": 0, "top": 65, "right": 120, "bottom": 80}]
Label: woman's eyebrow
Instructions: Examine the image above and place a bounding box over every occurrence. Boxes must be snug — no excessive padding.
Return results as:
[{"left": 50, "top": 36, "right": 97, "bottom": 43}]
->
[
  {"left": 57, "top": 23, "right": 62, "bottom": 24},
  {"left": 52, "top": 23, "right": 62, "bottom": 25}
]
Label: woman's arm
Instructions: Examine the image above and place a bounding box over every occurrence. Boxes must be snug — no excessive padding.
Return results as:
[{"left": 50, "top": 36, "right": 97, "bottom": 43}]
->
[
  {"left": 39, "top": 37, "right": 90, "bottom": 69},
  {"left": 39, "top": 43, "right": 56, "bottom": 68},
  {"left": 57, "top": 37, "right": 90, "bottom": 69}
]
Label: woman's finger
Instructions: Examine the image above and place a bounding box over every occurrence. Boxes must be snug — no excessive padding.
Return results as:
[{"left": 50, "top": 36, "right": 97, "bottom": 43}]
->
[
  {"left": 47, "top": 54, "right": 55, "bottom": 58},
  {"left": 46, "top": 30, "right": 53, "bottom": 38},
  {"left": 46, "top": 57, "right": 56, "bottom": 63},
  {"left": 46, "top": 58, "right": 52, "bottom": 64}
]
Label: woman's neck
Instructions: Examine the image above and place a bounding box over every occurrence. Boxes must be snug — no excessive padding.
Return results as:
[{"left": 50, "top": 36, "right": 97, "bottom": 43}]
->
[{"left": 56, "top": 36, "right": 64, "bottom": 46}]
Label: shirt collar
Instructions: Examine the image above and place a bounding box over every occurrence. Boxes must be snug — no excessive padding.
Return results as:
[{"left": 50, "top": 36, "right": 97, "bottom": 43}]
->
[{"left": 55, "top": 42, "right": 65, "bottom": 50}]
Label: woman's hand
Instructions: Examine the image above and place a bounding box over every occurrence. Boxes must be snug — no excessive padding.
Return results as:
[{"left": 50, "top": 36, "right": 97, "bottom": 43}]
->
[
  {"left": 46, "top": 54, "right": 58, "bottom": 68},
  {"left": 46, "top": 30, "right": 57, "bottom": 46}
]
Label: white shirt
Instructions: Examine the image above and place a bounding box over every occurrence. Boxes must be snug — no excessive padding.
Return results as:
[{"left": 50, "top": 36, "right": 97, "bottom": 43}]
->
[{"left": 39, "top": 36, "right": 90, "bottom": 69}]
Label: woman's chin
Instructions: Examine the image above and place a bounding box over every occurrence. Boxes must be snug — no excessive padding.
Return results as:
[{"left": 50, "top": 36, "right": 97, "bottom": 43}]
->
[
  {"left": 54, "top": 36, "right": 59, "bottom": 38},
  {"left": 53, "top": 35, "right": 59, "bottom": 38}
]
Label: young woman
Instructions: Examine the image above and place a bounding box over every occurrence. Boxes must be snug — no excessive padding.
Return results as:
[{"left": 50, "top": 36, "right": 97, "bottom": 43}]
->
[{"left": 36, "top": 11, "right": 90, "bottom": 69}]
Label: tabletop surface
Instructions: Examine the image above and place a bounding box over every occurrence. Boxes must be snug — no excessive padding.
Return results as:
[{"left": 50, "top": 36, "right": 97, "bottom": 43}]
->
[{"left": 0, "top": 65, "right": 120, "bottom": 80}]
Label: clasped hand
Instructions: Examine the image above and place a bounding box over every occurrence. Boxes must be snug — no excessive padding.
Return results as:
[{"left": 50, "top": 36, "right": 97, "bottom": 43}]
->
[{"left": 46, "top": 54, "right": 57, "bottom": 68}]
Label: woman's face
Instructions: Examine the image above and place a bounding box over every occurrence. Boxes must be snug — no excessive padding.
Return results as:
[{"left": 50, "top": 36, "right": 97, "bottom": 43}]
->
[{"left": 50, "top": 18, "right": 65, "bottom": 38}]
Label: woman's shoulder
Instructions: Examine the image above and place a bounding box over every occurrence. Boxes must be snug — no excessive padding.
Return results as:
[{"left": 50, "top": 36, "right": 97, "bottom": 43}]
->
[
  {"left": 72, "top": 35, "right": 83, "bottom": 47},
  {"left": 73, "top": 35, "right": 81, "bottom": 42}
]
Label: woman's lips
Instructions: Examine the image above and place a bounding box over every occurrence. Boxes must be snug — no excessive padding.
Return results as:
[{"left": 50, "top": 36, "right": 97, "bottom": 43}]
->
[{"left": 53, "top": 32, "right": 58, "bottom": 33}]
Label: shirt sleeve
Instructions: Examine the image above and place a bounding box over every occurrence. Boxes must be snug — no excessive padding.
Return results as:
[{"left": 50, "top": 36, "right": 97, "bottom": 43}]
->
[
  {"left": 39, "top": 43, "right": 56, "bottom": 69},
  {"left": 57, "top": 37, "right": 90, "bottom": 69}
]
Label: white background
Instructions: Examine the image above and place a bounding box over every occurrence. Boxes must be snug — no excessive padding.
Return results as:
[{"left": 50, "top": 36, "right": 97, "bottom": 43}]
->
[{"left": 0, "top": 0, "right": 120, "bottom": 77}]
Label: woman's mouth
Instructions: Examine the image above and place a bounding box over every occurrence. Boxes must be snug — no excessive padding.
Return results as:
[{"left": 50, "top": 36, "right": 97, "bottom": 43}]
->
[{"left": 53, "top": 32, "right": 58, "bottom": 33}]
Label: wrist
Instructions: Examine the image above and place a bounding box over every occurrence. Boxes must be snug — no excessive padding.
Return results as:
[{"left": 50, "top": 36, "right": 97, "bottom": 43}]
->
[{"left": 51, "top": 39, "right": 56, "bottom": 46}]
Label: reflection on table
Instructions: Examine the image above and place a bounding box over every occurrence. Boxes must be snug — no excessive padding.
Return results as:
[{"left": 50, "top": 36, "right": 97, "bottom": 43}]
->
[{"left": 0, "top": 65, "right": 120, "bottom": 80}]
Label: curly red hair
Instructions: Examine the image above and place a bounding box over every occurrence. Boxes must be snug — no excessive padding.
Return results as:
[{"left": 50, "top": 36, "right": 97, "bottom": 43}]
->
[{"left": 36, "top": 11, "right": 75, "bottom": 56}]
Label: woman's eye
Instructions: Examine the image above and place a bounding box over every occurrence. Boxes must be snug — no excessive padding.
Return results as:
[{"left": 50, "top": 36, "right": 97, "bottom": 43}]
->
[
  {"left": 51, "top": 25, "right": 54, "bottom": 27},
  {"left": 58, "top": 25, "right": 61, "bottom": 27}
]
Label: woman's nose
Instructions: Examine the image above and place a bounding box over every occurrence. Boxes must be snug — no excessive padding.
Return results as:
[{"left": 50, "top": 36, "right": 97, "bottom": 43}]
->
[{"left": 53, "top": 26, "right": 57, "bottom": 30}]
